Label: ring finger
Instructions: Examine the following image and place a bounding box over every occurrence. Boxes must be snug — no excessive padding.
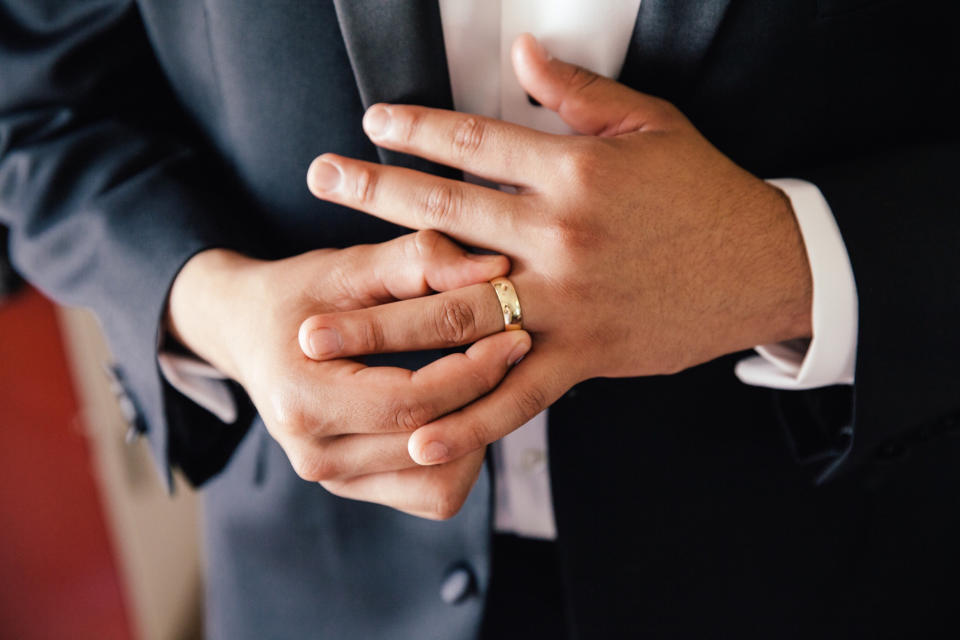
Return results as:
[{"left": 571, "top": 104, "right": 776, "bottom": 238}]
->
[{"left": 299, "top": 282, "right": 505, "bottom": 360}]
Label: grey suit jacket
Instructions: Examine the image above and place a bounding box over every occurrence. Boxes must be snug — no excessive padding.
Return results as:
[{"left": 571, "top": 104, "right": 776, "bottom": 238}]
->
[{"left": 2, "top": 1, "right": 958, "bottom": 637}]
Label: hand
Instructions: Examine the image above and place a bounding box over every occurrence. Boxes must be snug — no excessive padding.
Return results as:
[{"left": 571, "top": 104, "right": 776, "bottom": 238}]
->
[
  {"left": 303, "top": 34, "right": 813, "bottom": 468},
  {"left": 166, "top": 232, "right": 531, "bottom": 519}
]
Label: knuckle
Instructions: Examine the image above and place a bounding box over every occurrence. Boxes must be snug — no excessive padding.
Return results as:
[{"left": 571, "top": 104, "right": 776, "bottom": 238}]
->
[
  {"left": 412, "top": 228, "right": 444, "bottom": 261},
  {"left": 399, "top": 107, "right": 425, "bottom": 145},
  {"left": 268, "top": 389, "right": 308, "bottom": 435},
  {"left": 566, "top": 64, "right": 602, "bottom": 94},
  {"left": 392, "top": 397, "right": 433, "bottom": 431},
  {"left": 512, "top": 385, "right": 548, "bottom": 422},
  {"left": 451, "top": 117, "right": 485, "bottom": 159},
  {"left": 324, "top": 262, "right": 360, "bottom": 306},
  {"left": 327, "top": 273, "right": 359, "bottom": 309},
  {"left": 290, "top": 451, "right": 333, "bottom": 482},
  {"left": 421, "top": 182, "right": 461, "bottom": 228},
  {"left": 466, "top": 360, "right": 498, "bottom": 395},
  {"left": 557, "top": 140, "right": 601, "bottom": 185},
  {"left": 358, "top": 315, "right": 386, "bottom": 353},
  {"left": 353, "top": 165, "right": 379, "bottom": 204},
  {"left": 462, "top": 417, "right": 492, "bottom": 452},
  {"left": 551, "top": 214, "right": 602, "bottom": 253},
  {"left": 267, "top": 380, "right": 337, "bottom": 439},
  {"left": 318, "top": 480, "right": 348, "bottom": 498},
  {"left": 428, "top": 486, "right": 466, "bottom": 521},
  {"left": 433, "top": 298, "right": 477, "bottom": 345}
]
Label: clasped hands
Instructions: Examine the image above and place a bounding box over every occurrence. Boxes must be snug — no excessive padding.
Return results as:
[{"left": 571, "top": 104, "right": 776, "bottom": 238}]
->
[{"left": 168, "top": 35, "right": 812, "bottom": 520}]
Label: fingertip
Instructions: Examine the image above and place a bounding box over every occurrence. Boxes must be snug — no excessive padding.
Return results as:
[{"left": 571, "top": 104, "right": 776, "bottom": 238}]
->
[
  {"left": 307, "top": 155, "right": 342, "bottom": 195},
  {"left": 511, "top": 34, "right": 537, "bottom": 85},
  {"left": 430, "top": 252, "right": 510, "bottom": 291},
  {"left": 467, "top": 252, "right": 511, "bottom": 278},
  {"left": 512, "top": 34, "right": 558, "bottom": 110},
  {"left": 363, "top": 103, "right": 391, "bottom": 139},
  {"left": 463, "top": 328, "right": 531, "bottom": 369},
  {"left": 512, "top": 33, "right": 549, "bottom": 67},
  {"left": 297, "top": 319, "right": 320, "bottom": 360},
  {"left": 408, "top": 431, "right": 449, "bottom": 466},
  {"left": 298, "top": 317, "right": 343, "bottom": 360},
  {"left": 507, "top": 331, "right": 532, "bottom": 367}
]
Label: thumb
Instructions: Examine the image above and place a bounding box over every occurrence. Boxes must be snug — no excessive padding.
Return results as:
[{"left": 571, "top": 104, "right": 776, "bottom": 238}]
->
[{"left": 511, "top": 33, "right": 677, "bottom": 136}]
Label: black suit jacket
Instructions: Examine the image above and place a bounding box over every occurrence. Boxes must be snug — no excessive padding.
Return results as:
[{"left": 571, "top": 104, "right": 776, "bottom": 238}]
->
[{"left": 2, "top": 0, "right": 958, "bottom": 637}]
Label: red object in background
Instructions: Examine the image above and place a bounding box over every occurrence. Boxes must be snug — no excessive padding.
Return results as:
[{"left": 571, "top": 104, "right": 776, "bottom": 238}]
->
[{"left": 0, "top": 287, "right": 132, "bottom": 639}]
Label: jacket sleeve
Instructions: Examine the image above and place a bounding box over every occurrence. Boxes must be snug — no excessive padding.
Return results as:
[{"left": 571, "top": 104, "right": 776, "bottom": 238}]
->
[
  {"left": 0, "top": 0, "right": 256, "bottom": 487},
  {"left": 764, "top": 0, "right": 960, "bottom": 482},
  {"left": 784, "top": 141, "right": 960, "bottom": 482}
]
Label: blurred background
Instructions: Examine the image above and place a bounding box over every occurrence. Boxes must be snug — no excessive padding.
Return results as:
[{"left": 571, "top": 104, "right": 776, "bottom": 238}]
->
[{"left": 1, "top": 229, "right": 203, "bottom": 639}]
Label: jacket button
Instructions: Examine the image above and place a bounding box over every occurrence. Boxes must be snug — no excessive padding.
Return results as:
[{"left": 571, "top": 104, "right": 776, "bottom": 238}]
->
[{"left": 440, "top": 565, "right": 476, "bottom": 605}]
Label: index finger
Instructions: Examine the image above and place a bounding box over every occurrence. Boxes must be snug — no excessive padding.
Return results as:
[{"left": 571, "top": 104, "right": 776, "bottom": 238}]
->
[{"left": 362, "top": 104, "right": 559, "bottom": 187}]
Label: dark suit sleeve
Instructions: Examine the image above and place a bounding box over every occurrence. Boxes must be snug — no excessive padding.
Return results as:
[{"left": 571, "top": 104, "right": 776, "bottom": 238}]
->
[
  {"left": 0, "top": 0, "right": 255, "bottom": 486},
  {"left": 782, "top": 142, "right": 960, "bottom": 482},
  {"left": 760, "top": 0, "right": 960, "bottom": 482}
]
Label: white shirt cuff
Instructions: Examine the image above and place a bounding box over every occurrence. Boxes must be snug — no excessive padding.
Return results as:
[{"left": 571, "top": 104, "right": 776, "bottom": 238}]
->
[
  {"left": 158, "top": 351, "right": 238, "bottom": 423},
  {"left": 735, "top": 179, "right": 858, "bottom": 390}
]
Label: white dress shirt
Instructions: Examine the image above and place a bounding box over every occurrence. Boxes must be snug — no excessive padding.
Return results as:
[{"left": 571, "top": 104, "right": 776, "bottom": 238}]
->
[{"left": 161, "top": 0, "right": 859, "bottom": 542}]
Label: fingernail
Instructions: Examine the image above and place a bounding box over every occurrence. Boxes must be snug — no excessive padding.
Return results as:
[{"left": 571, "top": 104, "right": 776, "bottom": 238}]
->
[
  {"left": 308, "top": 328, "right": 342, "bottom": 358},
  {"left": 528, "top": 34, "right": 551, "bottom": 62},
  {"left": 507, "top": 339, "right": 531, "bottom": 367},
  {"left": 420, "top": 441, "right": 450, "bottom": 464},
  {"left": 309, "top": 160, "right": 341, "bottom": 192},
  {"left": 363, "top": 105, "right": 390, "bottom": 138}
]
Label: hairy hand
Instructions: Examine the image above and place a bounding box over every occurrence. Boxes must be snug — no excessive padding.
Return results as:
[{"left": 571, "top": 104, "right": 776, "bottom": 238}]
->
[
  {"left": 303, "top": 34, "right": 813, "bottom": 479},
  {"left": 166, "top": 232, "right": 529, "bottom": 519}
]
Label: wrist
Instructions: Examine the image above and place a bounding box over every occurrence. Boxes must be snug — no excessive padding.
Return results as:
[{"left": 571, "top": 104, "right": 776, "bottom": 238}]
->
[
  {"left": 166, "top": 248, "right": 260, "bottom": 382},
  {"left": 721, "top": 180, "right": 813, "bottom": 359}
]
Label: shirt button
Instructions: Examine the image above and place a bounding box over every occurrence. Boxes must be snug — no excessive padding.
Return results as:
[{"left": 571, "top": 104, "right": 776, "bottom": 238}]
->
[
  {"left": 440, "top": 565, "right": 476, "bottom": 605},
  {"left": 519, "top": 448, "right": 547, "bottom": 473}
]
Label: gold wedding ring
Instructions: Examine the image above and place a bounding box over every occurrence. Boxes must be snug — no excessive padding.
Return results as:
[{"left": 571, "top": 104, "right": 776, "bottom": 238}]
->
[{"left": 490, "top": 277, "right": 523, "bottom": 331}]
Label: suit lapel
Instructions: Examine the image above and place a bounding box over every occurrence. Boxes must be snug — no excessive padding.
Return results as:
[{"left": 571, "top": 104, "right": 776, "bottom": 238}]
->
[
  {"left": 620, "top": 0, "right": 733, "bottom": 103},
  {"left": 332, "top": 0, "right": 458, "bottom": 178},
  {"left": 333, "top": 0, "right": 731, "bottom": 168}
]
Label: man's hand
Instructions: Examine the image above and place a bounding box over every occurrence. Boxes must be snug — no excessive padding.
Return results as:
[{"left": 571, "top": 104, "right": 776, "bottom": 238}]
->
[
  {"left": 166, "top": 232, "right": 530, "bottom": 519},
  {"left": 303, "top": 34, "right": 814, "bottom": 469}
]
